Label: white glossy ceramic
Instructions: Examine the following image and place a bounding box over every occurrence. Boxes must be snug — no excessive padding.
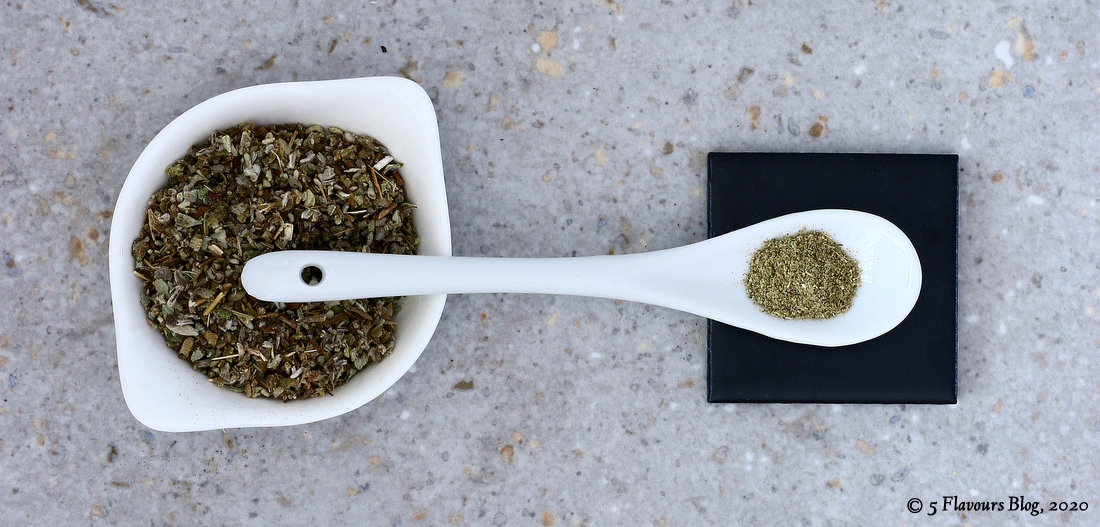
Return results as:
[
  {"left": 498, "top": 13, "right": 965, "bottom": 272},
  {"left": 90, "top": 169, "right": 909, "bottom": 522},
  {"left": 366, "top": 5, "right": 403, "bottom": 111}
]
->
[
  {"left": 108, "top": 77, "right": 450, "bottom": 432},
  {"left": 244, "top": 209, "right": 922, "bottom": 349}
]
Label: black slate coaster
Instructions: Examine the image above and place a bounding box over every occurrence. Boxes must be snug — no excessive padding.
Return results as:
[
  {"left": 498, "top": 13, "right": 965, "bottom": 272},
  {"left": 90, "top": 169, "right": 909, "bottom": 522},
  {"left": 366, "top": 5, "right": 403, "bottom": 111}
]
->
[{"left": 707, "top": 153, "right": 958, "bottom": 404}]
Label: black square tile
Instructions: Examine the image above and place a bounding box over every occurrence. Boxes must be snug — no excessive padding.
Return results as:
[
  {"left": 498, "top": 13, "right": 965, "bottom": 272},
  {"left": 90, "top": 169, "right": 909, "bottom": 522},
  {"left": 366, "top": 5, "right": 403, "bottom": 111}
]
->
[{"left": 707, "top": 153, "right": 957, "bottom": 404}]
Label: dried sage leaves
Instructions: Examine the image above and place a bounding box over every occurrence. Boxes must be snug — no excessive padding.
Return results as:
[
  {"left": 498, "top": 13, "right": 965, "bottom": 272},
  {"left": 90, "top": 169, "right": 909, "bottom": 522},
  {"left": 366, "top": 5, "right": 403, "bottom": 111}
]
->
[
  {"left": 132, "top": 123, "right": 419, "bottom": 400},
  {"left": 743, "top": 229, "right": 860, "bottom": 319}
]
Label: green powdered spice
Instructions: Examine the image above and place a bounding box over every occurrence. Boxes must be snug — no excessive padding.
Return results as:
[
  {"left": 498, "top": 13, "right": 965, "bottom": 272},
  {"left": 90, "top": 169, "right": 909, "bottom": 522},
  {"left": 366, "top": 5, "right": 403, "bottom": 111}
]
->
[
  {"left": 743, "top": 229, "right": 860, "bottom": 320},
  {"left": 132, "top": 123, "right": 419, "bottom": 400}
]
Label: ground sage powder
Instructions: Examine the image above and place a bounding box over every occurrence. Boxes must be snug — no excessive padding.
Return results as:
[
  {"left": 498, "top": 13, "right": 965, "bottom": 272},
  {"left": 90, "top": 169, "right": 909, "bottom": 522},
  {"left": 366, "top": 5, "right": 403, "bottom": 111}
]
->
[{"left": 743, "top": 229, "right": 860, "bottom": 319}]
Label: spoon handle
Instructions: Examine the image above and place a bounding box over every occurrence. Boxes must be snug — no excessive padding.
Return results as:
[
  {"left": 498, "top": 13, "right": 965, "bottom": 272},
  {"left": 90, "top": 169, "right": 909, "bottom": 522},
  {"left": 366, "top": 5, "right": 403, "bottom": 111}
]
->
[{"left": 241, "top": 250, "right": 691, "bottom": 305}]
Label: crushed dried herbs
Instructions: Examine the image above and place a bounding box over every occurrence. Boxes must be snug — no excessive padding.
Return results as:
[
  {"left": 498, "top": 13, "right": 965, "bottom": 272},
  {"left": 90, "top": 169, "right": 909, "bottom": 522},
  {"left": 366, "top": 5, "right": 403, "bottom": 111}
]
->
[
  {"left": 743, "top": 229, "right": 860, "bottom": 320},
  {"left": 132, "top": 123, "right": 419, "bottom": 400}
]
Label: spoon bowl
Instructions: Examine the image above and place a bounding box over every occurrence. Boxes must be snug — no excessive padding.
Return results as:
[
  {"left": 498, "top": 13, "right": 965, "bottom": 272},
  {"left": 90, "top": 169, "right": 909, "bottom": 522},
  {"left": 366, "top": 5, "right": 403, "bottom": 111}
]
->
[
  {"left": 244, "top": 209, "right": 922, "bottom": 348},
  {"left": 109, "top": 77, "right": 451, "bottom": 432}
]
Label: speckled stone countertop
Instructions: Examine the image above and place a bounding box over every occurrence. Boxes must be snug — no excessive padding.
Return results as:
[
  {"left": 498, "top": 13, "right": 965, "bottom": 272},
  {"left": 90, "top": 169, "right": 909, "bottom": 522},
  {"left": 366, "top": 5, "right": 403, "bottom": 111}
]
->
[{"left": 2, "top": 1, "right": 1098, "bottom": 525}]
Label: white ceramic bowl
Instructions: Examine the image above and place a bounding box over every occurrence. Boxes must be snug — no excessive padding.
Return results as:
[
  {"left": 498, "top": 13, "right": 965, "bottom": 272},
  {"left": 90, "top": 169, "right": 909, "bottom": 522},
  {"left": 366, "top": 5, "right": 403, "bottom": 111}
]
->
[{"left": 108, "top": 77, "right": 451, "bottom": 432}]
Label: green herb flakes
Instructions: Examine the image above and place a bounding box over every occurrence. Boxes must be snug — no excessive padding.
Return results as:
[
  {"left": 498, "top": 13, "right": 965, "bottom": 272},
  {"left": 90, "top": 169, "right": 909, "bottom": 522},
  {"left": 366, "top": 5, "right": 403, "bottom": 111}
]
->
[{"left": 132, "top": 123, "right": 419, "bottom": 400}]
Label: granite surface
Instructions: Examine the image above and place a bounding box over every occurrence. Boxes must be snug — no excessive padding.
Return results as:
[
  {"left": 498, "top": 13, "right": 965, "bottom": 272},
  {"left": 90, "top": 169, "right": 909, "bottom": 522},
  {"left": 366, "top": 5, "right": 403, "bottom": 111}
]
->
[{"left": 2, "top": 1, "right": 1099, "bottom": 525}]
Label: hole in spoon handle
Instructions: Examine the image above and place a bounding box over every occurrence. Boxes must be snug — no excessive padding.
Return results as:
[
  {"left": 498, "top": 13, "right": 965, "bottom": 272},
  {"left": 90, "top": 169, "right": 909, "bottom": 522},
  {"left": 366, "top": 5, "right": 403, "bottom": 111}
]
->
[{"left": 300, "top": 265, "right": 324, "bottom": 286}]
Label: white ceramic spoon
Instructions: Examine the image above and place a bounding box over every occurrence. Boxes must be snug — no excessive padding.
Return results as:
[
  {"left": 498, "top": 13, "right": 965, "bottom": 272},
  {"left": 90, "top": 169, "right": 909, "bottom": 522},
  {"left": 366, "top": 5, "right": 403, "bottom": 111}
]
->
[{"left": 242, "top": 209, "right": 921, "bottom": 347}]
